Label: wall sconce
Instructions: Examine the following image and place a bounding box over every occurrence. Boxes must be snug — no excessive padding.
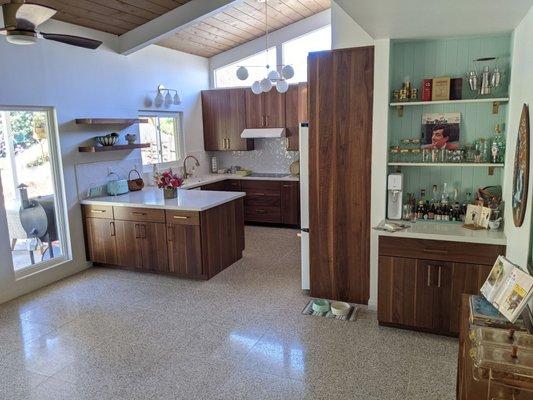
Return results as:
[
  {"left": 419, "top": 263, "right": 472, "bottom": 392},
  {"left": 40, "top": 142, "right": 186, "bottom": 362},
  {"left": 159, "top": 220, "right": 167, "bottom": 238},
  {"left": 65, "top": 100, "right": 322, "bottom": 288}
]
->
[{"left": 154, "top": 84, "right": 181, "bottom": 108}]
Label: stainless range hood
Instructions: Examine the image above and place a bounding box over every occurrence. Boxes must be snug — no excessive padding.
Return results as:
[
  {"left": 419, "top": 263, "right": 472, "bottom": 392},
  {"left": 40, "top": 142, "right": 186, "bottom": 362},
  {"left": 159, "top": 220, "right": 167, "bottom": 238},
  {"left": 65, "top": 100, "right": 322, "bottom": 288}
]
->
[{"left": 240, "top": 128, "right": 286, "bottom": 139}]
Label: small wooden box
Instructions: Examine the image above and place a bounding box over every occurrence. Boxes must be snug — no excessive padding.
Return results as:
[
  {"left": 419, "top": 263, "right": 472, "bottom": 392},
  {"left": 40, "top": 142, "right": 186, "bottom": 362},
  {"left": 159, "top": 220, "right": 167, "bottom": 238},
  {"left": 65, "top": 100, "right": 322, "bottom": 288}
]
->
[{"left": 432, "top": 77, "right": 451, "bottom": 101}]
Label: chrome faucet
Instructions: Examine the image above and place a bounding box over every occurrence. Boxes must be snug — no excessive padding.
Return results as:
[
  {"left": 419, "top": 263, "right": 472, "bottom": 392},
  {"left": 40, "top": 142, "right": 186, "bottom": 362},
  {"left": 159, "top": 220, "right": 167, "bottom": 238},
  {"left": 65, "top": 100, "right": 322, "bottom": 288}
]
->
[{"left": 183, "top": 155, "right": 200, "bottom": 179}]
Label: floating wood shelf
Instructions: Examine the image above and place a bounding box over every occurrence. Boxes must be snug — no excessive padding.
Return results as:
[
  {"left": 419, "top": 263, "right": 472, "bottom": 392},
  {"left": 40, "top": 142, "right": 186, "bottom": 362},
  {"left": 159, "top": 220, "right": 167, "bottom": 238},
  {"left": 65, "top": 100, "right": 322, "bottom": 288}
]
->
[
  {"left": 390, "top": 97, "right": 509, "bottom": 117},
  {"left": 75, "top": 118, "right": 149, "bottom": 125},
  {"left": 388, "top": 162, "right": 504, "bottom": 167},
  {"left": 79, "top": 143, "right": 151, "bottom": 153},
  {"left": 389, "top": 98, "right": 509, "bottom": 107},
  {"left": 389, "top": 162, "right": 504, "bottom": 176}
]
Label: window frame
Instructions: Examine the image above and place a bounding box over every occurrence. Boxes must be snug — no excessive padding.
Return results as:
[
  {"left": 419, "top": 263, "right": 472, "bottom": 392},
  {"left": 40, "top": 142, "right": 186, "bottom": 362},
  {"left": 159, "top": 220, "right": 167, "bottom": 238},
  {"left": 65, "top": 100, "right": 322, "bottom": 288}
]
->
[
  {"left": 212, "top": 24, "right": 331, "bottom": 88},
  {"left": 281, "top": 25, "right": 332, "bottom": 83},
  {"left": 138, "top": 111, "right": 185, "bottom": 172},
  {"left": 0, "top": 105, "right": 72, "bottom": 280},
  {"left": 214, "top": 47, "right": 277, "bottom": 89}
]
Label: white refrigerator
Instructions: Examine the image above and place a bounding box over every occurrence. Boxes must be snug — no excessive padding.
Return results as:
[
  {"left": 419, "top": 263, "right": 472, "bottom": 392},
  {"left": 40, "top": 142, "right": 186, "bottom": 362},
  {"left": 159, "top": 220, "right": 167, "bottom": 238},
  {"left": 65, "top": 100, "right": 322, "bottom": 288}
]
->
[{"left": 299, "top": 123, "right": 310, "bottom": 291}]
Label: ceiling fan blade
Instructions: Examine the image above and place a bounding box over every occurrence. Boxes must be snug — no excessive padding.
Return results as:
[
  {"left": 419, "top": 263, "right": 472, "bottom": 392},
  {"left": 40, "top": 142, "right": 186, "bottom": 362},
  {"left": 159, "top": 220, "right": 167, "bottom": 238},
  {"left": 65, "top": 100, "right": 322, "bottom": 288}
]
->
[
  {"left": 41, "top": 33, "right": 102, "bottom": 49},
  {"left": 15, "top": 3, "right": 56, "bottom": 30}
]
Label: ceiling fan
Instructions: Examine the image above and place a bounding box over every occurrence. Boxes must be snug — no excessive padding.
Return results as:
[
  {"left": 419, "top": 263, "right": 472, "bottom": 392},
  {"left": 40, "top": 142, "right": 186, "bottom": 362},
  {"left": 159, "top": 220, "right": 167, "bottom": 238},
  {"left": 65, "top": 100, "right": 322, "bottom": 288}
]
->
[{"left": 0, "top": 0, "right": 102, "bottom": 49}]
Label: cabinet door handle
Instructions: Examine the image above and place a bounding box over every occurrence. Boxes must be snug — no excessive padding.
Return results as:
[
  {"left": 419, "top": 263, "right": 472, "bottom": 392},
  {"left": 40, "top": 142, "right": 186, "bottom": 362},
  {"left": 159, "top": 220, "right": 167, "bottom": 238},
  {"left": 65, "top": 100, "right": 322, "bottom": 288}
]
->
[
  {"left": 167, "top": 225, "right": 173, "bottom": 241},
  {"left": 437, "top": 266, "right": 442, "bottom": 288},
  {"left": 427, "top": 265, "right": 431, "bottom": 287},
  {"left": 110, "top": 221, "right": 116, "bottom": 237},
  {"left": 132, "top": 211, "right": 147, "bottom": 216},
  {"left": 173, "top": 215, "right": 189, "bottom": 220},
  {"left": 256, "top": 209, "right": 266, "bottom": 214},
  {"left": 282, "top": 184, "right": 291, "bottom": 188},
  {"left": 141, "top": 224, "right": 146, "bottom": 239},
  {"left": 227, "top": 138, "right": 230, "bottom": 149},
  {"left": 91, "top": 209, "right": 106, "bottom": 213},
  {"left": 134, "top": 224, "right": 140, "bottom": 239}
]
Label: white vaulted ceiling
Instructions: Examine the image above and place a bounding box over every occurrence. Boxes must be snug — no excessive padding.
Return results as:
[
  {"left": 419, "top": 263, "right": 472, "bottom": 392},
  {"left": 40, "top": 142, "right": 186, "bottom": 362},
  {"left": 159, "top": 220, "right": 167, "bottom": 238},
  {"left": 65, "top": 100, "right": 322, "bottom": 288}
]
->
[{"left": 335, "top": 0, "right": 533, "bottom": 39}]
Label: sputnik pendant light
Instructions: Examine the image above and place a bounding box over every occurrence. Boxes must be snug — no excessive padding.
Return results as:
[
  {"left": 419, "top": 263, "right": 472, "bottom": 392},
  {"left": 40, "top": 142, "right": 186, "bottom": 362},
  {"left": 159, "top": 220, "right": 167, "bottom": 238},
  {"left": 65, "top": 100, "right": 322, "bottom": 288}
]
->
[{"left": 235, "top": 0, "right": 294, "bottom": 94}]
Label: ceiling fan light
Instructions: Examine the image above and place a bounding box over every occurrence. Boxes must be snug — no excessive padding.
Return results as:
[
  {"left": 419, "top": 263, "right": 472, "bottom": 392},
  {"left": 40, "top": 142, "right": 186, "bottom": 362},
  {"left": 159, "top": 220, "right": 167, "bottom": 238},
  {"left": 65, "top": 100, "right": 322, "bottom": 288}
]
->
[
  {"left": 6, "top": 34, "right": 38, "bottom": 45},
  {"left": 267, "top": 70, "right": 280, "bottom": 82},
  {"left": 281, "top": 65, "right": 294, "bottom": 80},
  {"left": 236, "top": 66, "right": 249, "bottom": 81},
  {"left": 260, "top": 78, "right": 272, "bottom": 92},
  {"left": 251, "top": 80, "right": 262, "bottom": 95}
]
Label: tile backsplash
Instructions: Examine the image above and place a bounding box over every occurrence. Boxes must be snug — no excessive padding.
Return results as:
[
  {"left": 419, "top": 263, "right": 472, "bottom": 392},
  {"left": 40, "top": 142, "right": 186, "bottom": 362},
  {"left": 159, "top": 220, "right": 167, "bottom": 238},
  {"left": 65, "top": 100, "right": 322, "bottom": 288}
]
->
[
  {"left": 75, "top": 155, "right": 143, "bottom": 200},
  {"left": 213, "top": 138, "right": 299, "bottom": 174}
]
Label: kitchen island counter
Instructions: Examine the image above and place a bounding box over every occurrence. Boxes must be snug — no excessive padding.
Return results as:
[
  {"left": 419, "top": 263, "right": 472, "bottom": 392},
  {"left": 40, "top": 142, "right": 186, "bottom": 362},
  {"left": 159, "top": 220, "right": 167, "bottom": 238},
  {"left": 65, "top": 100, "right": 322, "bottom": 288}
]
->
[
  {"left": 80, "top": 187, "right": 245, "bottom": 212},
  {"left": 81, "top": 188, "right": 245, "bottom": 280}
]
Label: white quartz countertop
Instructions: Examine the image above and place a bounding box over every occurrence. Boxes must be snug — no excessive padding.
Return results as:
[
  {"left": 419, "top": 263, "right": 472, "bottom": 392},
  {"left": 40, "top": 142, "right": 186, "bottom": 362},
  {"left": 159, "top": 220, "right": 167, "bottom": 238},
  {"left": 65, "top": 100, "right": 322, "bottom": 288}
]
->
[
  {"left": 376, "top": 221, "right": 507, "bottom": 245},
  {"left": 181, "top": 173, "right": 299, "bottom": 189},
  {"left": 81, "top": 188, "right": 245, "bottom": 212}
]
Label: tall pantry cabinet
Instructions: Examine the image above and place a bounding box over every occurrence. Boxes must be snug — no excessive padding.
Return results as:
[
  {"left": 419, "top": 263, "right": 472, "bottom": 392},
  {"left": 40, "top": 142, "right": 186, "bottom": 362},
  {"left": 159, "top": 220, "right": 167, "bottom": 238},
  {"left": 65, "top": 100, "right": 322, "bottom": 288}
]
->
[{"left": 308, "top": 46, "right": 374, "bottom": 304}]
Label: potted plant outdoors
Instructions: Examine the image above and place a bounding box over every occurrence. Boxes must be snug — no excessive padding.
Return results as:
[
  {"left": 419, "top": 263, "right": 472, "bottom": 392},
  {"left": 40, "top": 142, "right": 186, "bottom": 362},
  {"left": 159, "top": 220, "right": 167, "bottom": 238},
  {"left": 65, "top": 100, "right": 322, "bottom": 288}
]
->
[{"left": 155, "top": 169, "right": 184, "bottom": 199}]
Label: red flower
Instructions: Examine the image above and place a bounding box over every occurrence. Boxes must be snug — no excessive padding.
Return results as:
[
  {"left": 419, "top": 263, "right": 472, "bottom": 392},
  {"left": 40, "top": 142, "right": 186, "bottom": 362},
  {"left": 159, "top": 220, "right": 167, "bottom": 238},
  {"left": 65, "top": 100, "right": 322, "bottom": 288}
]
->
[{"left": 154, "top": 169, "right": 183, "bottom": 189}]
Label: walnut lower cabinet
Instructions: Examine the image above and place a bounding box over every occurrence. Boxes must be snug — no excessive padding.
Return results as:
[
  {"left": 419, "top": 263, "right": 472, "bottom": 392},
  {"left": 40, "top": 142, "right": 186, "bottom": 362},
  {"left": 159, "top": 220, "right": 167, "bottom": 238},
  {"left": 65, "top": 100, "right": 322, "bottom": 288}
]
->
[
  {"left": 82, "top": 205, "right": 117, "bottom": 265},
  {"left": 82, "top": 199, "right": 244, "bottom": 280},
  {"left": 200, "top": 179, "right": 300, "bottom": 227},
  {"left": 378, "top": 236, "right": 505, "bottom": 336},
  {"left": 114, "top": 220, "right": 168, "bottom": 273}
]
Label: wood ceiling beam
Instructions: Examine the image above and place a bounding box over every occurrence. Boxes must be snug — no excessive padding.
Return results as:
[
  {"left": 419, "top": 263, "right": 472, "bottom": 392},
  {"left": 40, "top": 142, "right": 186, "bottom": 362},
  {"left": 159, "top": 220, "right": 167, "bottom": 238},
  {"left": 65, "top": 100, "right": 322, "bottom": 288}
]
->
[{"left": 118, "top": 0, "right": 242, "bottom": 55}]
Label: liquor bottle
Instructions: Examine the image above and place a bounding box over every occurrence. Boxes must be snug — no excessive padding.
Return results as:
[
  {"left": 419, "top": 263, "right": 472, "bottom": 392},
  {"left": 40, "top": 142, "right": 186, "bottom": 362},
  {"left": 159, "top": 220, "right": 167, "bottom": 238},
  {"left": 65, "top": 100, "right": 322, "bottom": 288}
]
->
[
  {"left": 435, "top": 203, "right": 442, "bottom": 221},
  {"left": 441, "top": 200, "right": 450, "bottom": 222},
  {"left": 426, "top": 200, "right": 435, "bottom": 220},
  {"left": 417, "top": 200, "right": 425, "bottom": 219},
  {"left": 428, "top": 201, "right": 435, "bottom": 220}
]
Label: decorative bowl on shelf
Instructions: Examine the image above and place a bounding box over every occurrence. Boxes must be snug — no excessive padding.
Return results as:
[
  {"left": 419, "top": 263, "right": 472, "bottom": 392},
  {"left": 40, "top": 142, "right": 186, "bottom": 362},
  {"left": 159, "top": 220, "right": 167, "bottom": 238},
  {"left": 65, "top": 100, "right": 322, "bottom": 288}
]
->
[{"left": 95, "top": 133, "right": 119, "bottom": 146}]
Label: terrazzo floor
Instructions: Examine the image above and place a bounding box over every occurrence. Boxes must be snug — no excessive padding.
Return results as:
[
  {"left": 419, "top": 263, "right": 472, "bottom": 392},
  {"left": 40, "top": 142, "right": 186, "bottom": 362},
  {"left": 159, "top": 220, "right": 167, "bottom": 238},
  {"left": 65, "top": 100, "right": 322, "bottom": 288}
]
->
[{"left": 0, "top": 226, "right": 458, "bottom": 399}]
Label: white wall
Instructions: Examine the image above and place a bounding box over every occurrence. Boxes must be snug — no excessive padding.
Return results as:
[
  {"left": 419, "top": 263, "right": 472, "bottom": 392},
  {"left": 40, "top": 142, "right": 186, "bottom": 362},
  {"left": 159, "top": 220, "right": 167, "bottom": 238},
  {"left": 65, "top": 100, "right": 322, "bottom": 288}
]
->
[
  {"left": 368, "top": 39, "right": 391, "bottom": 308},
  {"left": 0, "top": 20, "right": 209, "bottom": 304},
  {"left": 504, "top": 5, "right": 533, "bottom": 267},
  {"left": 331, "top": 1, "right": 373, "bottom": 49},
  {"left": 209, "top": 9, "right": 331, "bottom": 87}
]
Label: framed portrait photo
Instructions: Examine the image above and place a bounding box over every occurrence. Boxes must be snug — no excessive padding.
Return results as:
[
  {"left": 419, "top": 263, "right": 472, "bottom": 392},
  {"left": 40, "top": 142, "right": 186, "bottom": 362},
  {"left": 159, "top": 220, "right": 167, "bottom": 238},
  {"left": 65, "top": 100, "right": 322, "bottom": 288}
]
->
[{"left": 421, "top": 113, "right": 461, "bottom": 150}]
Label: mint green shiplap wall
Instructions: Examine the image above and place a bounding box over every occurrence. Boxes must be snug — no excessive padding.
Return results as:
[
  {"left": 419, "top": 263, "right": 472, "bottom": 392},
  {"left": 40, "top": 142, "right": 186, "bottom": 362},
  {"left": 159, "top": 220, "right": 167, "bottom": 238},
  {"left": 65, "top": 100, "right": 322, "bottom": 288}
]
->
[{"left": 388, "top": 34, "right": 512, "bottom": 199}]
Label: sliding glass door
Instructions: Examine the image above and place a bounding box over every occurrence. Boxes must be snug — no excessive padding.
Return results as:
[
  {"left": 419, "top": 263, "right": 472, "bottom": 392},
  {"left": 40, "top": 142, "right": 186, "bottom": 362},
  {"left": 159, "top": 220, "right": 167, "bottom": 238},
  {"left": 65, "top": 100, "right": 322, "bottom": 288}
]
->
[{"left": 0, "top": 108, "right": 69, "bottom": 276}]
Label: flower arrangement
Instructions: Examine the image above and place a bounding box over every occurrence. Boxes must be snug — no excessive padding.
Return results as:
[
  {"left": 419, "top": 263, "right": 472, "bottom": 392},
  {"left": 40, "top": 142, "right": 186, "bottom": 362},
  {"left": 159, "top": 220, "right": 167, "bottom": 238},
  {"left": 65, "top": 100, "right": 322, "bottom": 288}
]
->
[{"left": 154, "top": 169, "right": 183, "bottom": 199}]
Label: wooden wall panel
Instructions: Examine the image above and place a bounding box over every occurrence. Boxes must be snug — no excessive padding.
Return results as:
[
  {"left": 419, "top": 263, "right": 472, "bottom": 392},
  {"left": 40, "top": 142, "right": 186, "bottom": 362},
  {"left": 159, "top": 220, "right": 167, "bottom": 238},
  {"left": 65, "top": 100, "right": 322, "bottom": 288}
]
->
[
  {"left": 308, "top": 46, "right": 374, "bottom": 304},
  {"left": 158, "top": 0, "right": 331, "bottom": 57},
  {"left": 13, "top": 0, "right": 193, "bottom": 36}
]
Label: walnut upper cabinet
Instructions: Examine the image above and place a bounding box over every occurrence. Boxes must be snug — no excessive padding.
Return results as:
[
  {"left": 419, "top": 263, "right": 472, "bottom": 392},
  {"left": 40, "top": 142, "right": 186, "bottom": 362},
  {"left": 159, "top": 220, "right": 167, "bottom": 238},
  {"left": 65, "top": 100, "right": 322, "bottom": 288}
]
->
[
  {"left": 285, "top": 83, "right": 308, "bottom": 151},
  {"left": 201, "top": 88, "right": 253, "bottom": 151},
  {"left": 245, "top": 88, "right": 286, "bottom": 128}
]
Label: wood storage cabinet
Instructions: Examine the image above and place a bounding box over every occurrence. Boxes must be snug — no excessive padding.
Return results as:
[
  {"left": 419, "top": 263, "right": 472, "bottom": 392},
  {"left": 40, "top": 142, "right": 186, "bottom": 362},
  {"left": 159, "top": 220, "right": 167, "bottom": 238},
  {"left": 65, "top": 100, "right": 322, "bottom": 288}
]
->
[{"left": 308, "top": 46, "right": 375, "bottom": 304}]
